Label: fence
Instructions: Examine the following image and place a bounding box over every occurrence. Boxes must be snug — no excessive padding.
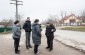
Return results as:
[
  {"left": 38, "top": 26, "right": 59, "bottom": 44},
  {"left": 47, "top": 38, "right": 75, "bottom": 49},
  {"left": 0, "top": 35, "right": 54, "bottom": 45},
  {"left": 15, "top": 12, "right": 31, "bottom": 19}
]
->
[{"left": 0, "top": 27, "right": 12, "bottom": 33}]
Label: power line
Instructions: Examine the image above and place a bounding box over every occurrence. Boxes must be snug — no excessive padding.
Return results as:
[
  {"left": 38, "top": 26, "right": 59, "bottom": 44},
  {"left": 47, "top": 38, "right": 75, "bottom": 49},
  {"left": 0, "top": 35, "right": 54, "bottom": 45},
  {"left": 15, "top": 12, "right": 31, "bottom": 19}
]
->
[{"left": 10, "top": 0, "right": 23, "bottom": 20}]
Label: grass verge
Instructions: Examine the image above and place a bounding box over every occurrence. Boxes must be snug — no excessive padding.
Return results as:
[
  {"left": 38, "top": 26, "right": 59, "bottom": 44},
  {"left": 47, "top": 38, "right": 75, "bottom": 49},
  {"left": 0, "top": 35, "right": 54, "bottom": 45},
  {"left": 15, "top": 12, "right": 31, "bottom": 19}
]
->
[{"left": 61, "top": 26, "right": 85, "bottom": 32}]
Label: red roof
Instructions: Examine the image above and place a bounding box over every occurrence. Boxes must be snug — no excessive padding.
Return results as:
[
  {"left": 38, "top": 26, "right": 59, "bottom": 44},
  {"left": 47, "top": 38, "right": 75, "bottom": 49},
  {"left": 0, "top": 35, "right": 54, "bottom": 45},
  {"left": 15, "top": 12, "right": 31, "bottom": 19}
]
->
[{"left": 62, "top": 14, "right": 81, "bottom": 20}]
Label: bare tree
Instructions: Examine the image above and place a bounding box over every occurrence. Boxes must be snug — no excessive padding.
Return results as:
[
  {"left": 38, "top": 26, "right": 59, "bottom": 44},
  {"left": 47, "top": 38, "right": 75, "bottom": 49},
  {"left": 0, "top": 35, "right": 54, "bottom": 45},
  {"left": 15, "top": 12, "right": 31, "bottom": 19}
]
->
[
  {"left": 81, "top": 10, "right": 85, "bottom": 23},
  {"left": 60, "top": 11, "right": 64, "bottom": 19},
  {"left": 18, "top": 14, "right": 25, "bottom": 26},
  {"left": 56, "top": 15, "right": 60, "bottom": 26},
  {"left": 60, "top": 11, "right": 64, "bottom": 26},
  {"left": 1, "top": 19, "right": 13, "bottom": 27},
  {"left": 18, "top": 14, "right": 24, "bottom": 21},
  {"left": 60, "top": 11, "right": 67, "bottom": 26},
  {"left": 41, "top": 19, "right": 47, "bottom": 25},
  {"left": 46, "top": 15, "right": 57, "bottom": 27},
  {"left": 0, "top": 19, "right": 14, "bottom": 32}
]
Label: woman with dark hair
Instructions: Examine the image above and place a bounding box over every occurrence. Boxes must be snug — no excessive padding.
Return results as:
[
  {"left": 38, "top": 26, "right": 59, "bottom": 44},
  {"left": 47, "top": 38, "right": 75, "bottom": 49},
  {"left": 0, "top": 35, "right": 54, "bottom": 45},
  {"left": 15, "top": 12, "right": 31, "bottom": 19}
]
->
[
  {"left": 12, "top": 20, "right": 21, "bottom": 54},
  {"left": 45, "top": 22, "right": 56, "bottom": 51},
  {"left": 32, "top": 19, "right": 42, "bottom": 54}
]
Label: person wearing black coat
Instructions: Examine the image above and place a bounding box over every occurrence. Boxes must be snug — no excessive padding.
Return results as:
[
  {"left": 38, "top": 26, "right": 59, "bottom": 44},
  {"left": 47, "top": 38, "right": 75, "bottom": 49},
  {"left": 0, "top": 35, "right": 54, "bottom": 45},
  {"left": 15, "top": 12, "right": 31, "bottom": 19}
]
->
[
  {"left": 32, "top": 19, "right": 42, "bottom": 54},
  {"left": 23, "top": 17, "right": 32, "bottom": 49},
  {"left": 45, "top": 22, "right": 56, "bottom": 51}
]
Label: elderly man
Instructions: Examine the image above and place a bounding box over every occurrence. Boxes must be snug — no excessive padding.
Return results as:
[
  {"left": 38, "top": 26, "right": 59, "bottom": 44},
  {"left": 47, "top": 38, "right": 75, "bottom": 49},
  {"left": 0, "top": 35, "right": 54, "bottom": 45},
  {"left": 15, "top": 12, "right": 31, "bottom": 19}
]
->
[{"left": 45, "top": 22, "right": 56, "bottom": 51}]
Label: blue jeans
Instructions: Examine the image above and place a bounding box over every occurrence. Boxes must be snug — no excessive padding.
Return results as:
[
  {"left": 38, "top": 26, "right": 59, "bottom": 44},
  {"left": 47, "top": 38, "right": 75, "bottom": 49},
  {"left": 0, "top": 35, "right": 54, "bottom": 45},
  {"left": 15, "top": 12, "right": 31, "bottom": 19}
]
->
[{"left": 26, "top": 32, "right": 31, "bottom": 48}]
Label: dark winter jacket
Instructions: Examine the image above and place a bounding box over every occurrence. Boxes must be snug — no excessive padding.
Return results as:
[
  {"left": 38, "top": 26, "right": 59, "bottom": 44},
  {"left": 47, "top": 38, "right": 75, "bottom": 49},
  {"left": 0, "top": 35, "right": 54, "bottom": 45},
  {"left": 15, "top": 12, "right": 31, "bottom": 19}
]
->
[
  {"left": 32, "top": 23, "right": 41, "bottom": 45},
  {"left": 45, "top": 24, "right": 56, "bottom": 37},
  {"left": 23, "top": 21, "right": 31, "bottom": 32}
]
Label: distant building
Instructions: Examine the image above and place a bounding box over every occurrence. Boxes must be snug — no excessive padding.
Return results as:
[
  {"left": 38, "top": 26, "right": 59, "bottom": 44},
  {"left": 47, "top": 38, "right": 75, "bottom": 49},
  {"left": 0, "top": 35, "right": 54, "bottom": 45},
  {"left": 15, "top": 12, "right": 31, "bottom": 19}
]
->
[{"left": 57, "top": 14, "right": 82, "bottom": 26}]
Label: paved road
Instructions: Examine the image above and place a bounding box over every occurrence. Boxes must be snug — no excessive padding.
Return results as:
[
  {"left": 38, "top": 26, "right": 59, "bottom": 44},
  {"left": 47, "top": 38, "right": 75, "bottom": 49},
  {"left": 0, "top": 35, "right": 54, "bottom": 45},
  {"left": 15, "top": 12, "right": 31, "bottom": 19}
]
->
[
  {"left": 0, "top": 30, "right": 85, "bottom": 55},
  {"left": 55, "top": 29, "right": 85, "bottom": 43}
]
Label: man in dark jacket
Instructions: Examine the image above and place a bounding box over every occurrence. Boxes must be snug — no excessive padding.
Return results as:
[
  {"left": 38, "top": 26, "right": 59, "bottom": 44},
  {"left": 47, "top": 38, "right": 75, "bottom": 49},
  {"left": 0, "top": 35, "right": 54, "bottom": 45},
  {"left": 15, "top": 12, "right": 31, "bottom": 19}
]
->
[
  {"left": 32, "top": 19, "right": 42, "bottom": 54},
  {"left": 45, "top": 22, "right": 56, "bottom": 51},
  {"left": 23, "top": 17, "right": 32, "bottom": 49}
]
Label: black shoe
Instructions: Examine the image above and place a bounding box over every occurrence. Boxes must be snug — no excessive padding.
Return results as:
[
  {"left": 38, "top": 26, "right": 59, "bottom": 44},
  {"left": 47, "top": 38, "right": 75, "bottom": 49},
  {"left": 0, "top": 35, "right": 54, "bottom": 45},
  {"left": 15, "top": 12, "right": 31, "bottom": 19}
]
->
[
  {"left": 49, "top": 49, "right": 53, "bottom": 51},
  {"left": 15, "top": 50, "right": 20, "bottom": 54},
  {"left": 26, "top": 47, "right": 29, "bottom": 49},
  {"left": 29, "top": 45, "right": 32, "bottom": 48},
  {"left": 35, "top": 52, "right": 40, "bottom": 55},
  {"left": 46, "top": 47, "right": 50, "bottom": 49}
]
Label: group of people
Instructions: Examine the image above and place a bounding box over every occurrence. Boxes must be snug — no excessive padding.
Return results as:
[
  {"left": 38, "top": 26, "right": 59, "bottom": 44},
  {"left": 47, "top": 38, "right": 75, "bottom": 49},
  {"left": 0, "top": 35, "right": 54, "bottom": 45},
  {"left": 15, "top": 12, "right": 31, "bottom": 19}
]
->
[{"left": 12, "top": 17, "right": 56, "bottom": 55}]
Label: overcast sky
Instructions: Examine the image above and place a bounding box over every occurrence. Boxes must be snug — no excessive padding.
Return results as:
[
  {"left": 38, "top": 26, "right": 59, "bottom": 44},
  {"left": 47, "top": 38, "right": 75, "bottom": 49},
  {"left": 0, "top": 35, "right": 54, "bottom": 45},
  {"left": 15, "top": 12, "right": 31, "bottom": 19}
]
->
[{"left": 0, "top": 0, "right": 85, "bottom": 22}]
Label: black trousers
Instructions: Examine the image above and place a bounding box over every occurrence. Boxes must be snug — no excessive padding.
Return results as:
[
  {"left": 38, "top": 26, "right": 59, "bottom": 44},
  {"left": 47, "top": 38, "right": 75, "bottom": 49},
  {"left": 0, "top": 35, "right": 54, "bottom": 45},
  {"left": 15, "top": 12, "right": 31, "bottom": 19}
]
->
[
  {"left": 13, "top": 38, "right": 19, "bottom": 53},
  {"left": 34, "top": 45, "right": 39, "bottom": 54},
  {"left": 47, "top": 36, "right": 54, "bottom": 49},
  {"left": 14, "top": 38, "right": 20, "bottom": 47}
]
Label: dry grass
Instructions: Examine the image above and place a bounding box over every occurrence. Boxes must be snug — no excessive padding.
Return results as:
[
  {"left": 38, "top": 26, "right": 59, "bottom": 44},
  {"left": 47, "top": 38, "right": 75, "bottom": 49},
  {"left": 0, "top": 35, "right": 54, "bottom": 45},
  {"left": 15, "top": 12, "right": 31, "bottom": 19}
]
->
[{"left": 61, "top": 26, "right": 85, "bottom": 32}]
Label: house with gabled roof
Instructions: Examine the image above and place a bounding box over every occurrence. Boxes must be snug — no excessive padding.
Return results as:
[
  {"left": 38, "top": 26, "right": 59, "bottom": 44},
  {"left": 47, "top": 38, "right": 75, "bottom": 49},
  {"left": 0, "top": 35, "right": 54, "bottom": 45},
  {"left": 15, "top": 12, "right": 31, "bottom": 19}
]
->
[{"left": 59, "top": 14, "right": 82, "bottom": 26}]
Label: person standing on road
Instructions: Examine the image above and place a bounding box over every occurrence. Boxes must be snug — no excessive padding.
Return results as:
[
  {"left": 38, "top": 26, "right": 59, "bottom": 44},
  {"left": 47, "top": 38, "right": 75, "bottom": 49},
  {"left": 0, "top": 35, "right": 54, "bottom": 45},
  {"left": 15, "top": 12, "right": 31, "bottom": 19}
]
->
[
  {"left": 23, "top": 17, "right": 32, "bottom": 49},
  {"left": 45, "top": 22, "right": 56, "bottom": 51},
  {"left": 32, "top": 19, "right": 42, "bottom": 54},
  {"left": 12, "top": 20, "right": 21, "bottom": 54}
]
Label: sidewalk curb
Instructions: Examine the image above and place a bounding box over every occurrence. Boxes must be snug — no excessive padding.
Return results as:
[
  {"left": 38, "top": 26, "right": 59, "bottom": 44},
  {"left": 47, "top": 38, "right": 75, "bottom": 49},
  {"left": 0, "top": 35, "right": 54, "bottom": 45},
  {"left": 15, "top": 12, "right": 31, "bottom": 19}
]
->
[{"left": 54, "top": 35, "right": 85, "bottom": 53}]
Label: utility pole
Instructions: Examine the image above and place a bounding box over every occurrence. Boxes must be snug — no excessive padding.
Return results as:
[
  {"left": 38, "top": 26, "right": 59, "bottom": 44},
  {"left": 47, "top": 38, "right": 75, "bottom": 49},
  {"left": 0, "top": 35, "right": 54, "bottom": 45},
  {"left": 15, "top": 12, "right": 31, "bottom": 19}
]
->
[{"left": 10, "top": 0, "right": 23, "bottom": 20}]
